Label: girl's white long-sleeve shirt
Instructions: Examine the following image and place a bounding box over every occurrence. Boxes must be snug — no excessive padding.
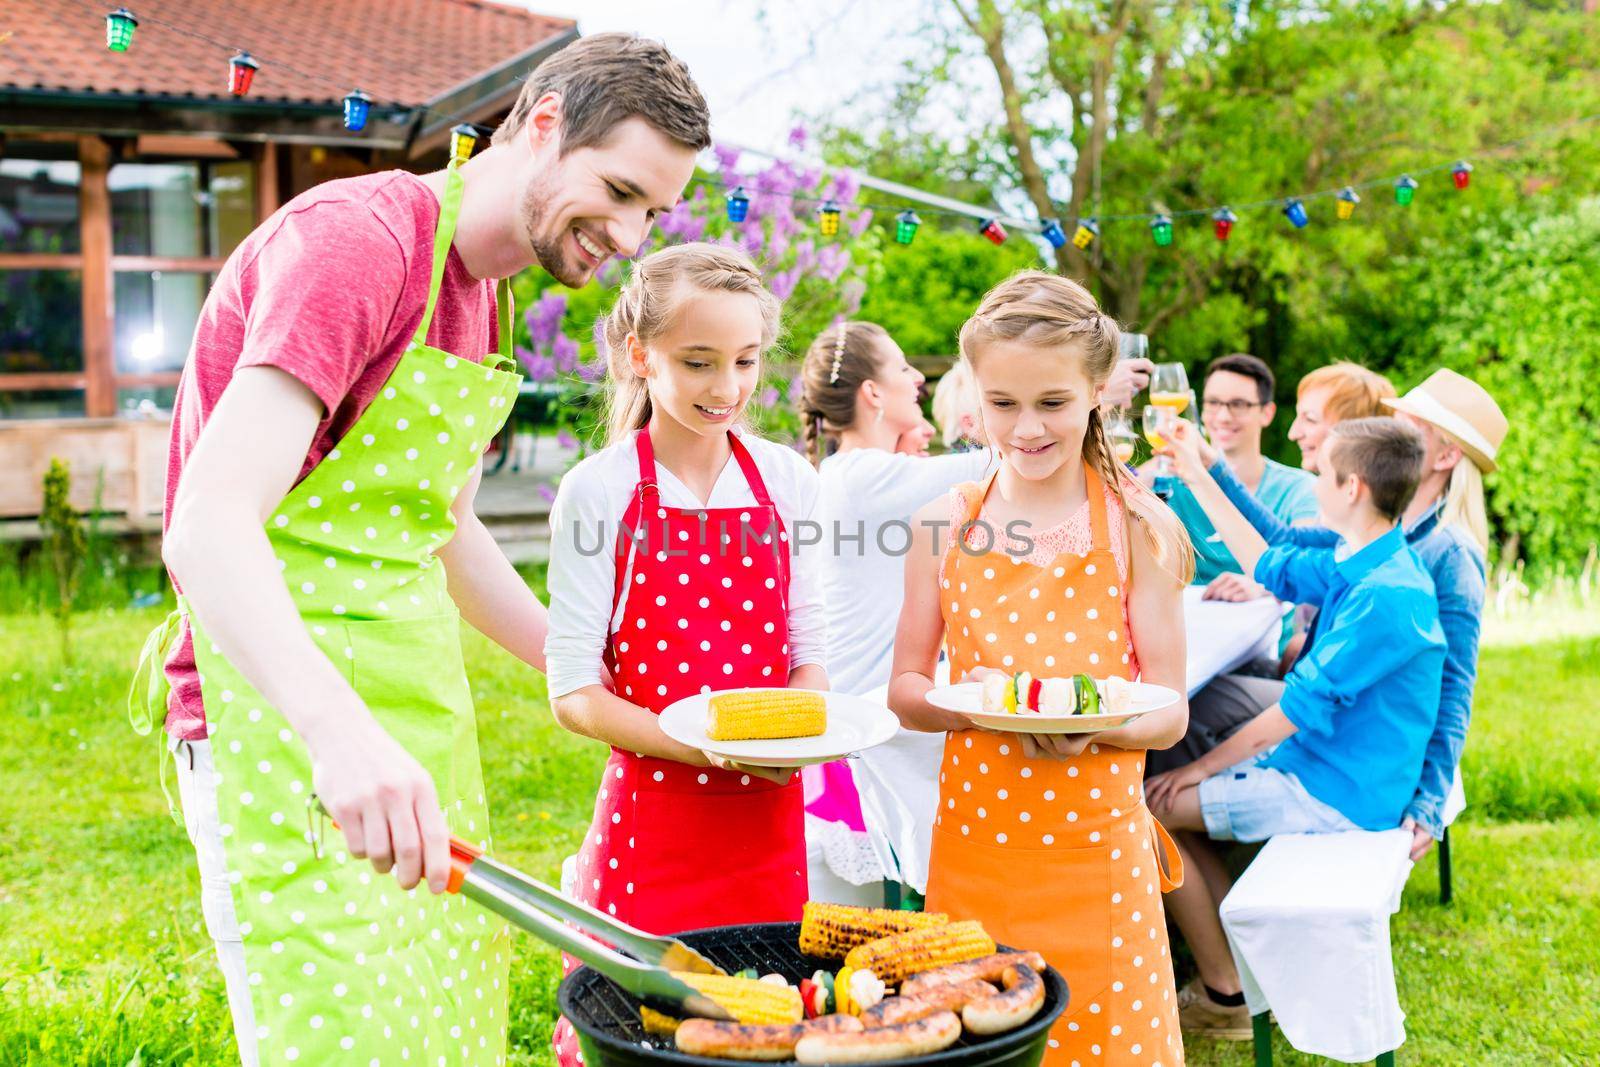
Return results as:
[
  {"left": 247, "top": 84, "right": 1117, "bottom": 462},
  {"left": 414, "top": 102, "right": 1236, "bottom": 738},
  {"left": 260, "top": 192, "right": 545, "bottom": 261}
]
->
[{"left": 543, "top": 430, "right": 828, "bottom": 699}]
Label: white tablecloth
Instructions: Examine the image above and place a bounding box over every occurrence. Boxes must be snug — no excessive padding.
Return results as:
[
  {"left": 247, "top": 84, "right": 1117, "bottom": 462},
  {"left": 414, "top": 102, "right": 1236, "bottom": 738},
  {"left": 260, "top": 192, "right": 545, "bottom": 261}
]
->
[
  {"left": 851, "top": 592, "right": 1285, "bottom": 891},
  {"left": 1220, "top": 829, "right": 1414, "bottom": 1062},
  {"left": 1179, "top": 585, "right": 1283, "bottom": 696}
]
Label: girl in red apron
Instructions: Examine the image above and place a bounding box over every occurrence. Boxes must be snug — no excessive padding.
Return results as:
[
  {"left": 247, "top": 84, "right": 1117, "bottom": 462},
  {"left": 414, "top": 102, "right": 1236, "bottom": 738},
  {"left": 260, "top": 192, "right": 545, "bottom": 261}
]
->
[
  {"left": 544, "top": 244, "right": 828, "bottom": 1065},
  {"left": 890, "top": 271, "right": 1196, "bottom": 1067}
]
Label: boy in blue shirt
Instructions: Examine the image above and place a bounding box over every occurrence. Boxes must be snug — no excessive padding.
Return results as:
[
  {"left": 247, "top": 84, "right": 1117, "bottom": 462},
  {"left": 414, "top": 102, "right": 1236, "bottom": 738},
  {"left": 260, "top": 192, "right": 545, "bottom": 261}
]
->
[{"left": 1144, "top": 416, "right": 1446, "bottom": 1038}]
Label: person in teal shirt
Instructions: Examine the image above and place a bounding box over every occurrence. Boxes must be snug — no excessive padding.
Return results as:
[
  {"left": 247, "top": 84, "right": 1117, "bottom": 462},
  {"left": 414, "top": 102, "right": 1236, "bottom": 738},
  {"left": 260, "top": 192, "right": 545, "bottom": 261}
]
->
[
  {"left": 1170, "top": 353, "right": 1318, "bottom": 588},
  {"left": 1147, "top": 353, "right": 1315, "bottom": 777}
]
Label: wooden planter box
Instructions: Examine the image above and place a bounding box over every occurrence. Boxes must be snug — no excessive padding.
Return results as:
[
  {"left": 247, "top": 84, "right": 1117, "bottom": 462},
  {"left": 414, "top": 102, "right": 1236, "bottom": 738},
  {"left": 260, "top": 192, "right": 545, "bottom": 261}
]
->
[{"left": 0, "top": 416, "right": 169, "bottom": 534}]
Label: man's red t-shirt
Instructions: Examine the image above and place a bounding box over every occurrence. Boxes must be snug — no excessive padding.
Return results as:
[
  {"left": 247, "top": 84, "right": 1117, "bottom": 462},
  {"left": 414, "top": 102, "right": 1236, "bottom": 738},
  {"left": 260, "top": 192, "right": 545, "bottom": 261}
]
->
[{"left": 162, "top": 169, "right": 501, "bottom": 740}]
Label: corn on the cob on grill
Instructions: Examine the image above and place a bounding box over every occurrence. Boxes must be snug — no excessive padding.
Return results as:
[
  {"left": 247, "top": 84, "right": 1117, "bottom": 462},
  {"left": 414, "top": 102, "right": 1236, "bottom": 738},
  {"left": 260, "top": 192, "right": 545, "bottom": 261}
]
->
[
  {"left": 671, "top": 972, "right": 805, "bottom": 1024},
  {"left": 842, "top": 920, "right": 996, "bottom": 987},
  {"left": 640, "top": 1006, "right": 682, "bottom": 1036},
  {"left": 798, "top": 901, "right": 951, "bottom": 959},
  {"left": 706, "top": 689, "right": 826, "bottom": 741}
]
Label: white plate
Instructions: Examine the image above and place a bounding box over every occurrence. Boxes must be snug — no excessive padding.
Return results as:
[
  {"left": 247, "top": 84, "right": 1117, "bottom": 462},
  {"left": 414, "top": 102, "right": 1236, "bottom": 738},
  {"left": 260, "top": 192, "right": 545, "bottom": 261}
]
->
[
  {"left": 658, "top": 689, "right": 901, "bottom": 768},
  {"left": 924, "top": 680, "right": 1181, "bottom": 735}
]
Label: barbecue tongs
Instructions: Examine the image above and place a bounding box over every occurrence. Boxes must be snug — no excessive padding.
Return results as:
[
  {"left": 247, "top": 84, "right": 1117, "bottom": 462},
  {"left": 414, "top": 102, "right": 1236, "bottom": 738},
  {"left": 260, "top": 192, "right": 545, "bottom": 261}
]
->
[{"left": 310, "top": 798, "right": 735, "bottom": 1022}]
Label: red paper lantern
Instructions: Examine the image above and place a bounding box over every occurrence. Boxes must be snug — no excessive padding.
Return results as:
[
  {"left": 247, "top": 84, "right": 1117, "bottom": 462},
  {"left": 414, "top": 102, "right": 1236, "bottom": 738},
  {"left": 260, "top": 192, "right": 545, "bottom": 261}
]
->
[
  {"left": 1212, "top": 206, "right": 1237, "bottom": 242},
  {"left": 979, "top": 217, "right": 1007, "bottom": 245},
  {"left": 228, "top": 51, "right": 259, "bottom": 97},
  {"left": 1452, "top": 160, "right": 1473, "bottom": 191}
]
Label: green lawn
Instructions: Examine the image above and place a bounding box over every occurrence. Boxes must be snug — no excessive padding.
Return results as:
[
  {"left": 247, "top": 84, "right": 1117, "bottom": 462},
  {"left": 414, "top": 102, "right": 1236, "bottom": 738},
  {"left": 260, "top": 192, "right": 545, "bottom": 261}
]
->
[{"left": 1, "top": 605, "right": 1596, "bottom": 1065}]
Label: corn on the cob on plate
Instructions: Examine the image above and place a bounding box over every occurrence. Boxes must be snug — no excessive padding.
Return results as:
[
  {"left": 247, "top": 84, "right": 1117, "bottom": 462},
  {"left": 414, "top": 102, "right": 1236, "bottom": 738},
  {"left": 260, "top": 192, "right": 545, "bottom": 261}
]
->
[
  {"left": 842, "top": 920, "right": 996, "bottom": 987},
  {"left": 798, "top": 901, "right": 951, "bottom": 959},
  {"left": 671, "top": 972, "right": 805, "bottom": 1025},
  {"left": 706, "top": 689, "right": 827, "bottom": 741}
]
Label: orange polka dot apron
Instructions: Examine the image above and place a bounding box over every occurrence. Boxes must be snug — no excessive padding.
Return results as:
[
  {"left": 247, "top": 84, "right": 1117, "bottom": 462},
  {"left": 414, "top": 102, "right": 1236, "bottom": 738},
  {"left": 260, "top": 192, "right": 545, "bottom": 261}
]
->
[
  {"left": 129, "top": 159, "right": 520, "bottom": 1065},
  {"left": 926, "top": 464, "right": 1186, "bottom": 1067},
  {"left": 552, "top": 426, "right": 807, "bottom": 1067}
]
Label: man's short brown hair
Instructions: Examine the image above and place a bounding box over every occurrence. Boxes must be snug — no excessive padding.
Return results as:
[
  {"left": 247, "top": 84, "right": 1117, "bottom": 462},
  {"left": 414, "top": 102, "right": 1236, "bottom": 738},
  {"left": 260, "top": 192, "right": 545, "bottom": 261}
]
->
[
  {"left": 493, "top": 33, "right": 710, "bottom": 154},
  {"left": 1325, "top": 417, "right": 1426, "bottom": 521}
]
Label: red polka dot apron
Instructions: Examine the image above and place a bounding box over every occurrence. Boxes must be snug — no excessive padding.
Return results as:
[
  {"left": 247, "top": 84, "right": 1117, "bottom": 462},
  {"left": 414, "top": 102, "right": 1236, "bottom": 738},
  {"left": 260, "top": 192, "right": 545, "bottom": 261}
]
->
[
  {"left": 925, "top": 464, "right": 1186, "bottom": 1067},
  {"left": 129, "top": 160, "right": 520, "bottom": 1065},
  {"left": 552, "top": 426, "right": 808, "bottom": 1067}
]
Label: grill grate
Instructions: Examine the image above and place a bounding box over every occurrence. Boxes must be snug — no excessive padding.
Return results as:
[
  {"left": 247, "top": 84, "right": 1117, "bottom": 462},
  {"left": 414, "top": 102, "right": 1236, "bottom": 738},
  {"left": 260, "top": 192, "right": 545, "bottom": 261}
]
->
[{"left": 558, "top": 922, "right": 1068, "bottom": 1067}]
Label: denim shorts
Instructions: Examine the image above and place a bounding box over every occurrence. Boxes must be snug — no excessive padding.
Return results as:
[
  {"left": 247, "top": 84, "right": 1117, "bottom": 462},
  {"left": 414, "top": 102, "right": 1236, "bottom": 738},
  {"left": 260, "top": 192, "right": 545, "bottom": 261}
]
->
[{"left": 1198, "top": 757, "right": 1358, "bottom": 842}]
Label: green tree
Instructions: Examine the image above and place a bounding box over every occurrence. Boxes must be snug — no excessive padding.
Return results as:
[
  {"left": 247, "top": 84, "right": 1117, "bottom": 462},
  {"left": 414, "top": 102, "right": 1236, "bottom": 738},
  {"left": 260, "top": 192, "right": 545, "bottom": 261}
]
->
[
  {"left": 1384, "top": 198, "right": 1600, "bottom": 576},
  {"left": 854, "top": 226, "right": 1044, "bottom": 355}
]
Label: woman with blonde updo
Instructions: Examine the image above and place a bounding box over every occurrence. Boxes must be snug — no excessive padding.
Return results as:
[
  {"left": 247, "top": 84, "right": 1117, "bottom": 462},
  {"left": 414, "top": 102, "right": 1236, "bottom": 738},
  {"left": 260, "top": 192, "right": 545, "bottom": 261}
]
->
[
  {"left": 544, "top": 243, "right": 829, "bottom": 1066},
  {"left": 890, "top": 271, "right": 1194, "bottom": 1067}
]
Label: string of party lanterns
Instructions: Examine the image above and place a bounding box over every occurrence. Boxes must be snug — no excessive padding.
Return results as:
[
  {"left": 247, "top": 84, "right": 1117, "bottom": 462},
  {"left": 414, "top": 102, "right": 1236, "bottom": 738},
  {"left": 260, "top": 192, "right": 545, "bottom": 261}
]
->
[
  {"left": 100, "top": 5, "right": 477, "bottom": 152},
  {"left": 98, "top": 5, "right": 1598, "bottom": 254}
]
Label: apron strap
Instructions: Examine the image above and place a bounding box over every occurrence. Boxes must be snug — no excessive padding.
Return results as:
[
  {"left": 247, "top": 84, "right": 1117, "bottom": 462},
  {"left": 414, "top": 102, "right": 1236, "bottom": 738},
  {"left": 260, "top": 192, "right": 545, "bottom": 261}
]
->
[
  {"left": 127, "top": 605, "right": 187, "bottom": 824},
  {"left": 410, "top": 160, "right": 466, "bottom": 351},
  {"left": 1149, "top": 811, "right": 1186, "bottom": 892},
  {"left": 727, "top": 431, "right": 775, "bottom": 509},
  {"left": 1084, "top": 461, "right": 1112, "bottom": 553},
  {"left": 964, "top": 469, "right": 999, "bottom": 527},
  {"left": 128, "top": 606, "right": 183, "bottom": 736},
  {"left": 727, "top": 430, "right": 791, "bottom": 605},
  {"left": 633, "top": 425, "right": 660, "bottom": 504},
  {"left": 484, "top": 276, "right": 516, "bottom": 373}
]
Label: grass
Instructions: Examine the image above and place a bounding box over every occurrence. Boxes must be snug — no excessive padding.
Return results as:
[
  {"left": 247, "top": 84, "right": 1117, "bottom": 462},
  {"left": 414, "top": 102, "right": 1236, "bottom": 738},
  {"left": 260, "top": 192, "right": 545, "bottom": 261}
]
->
[{"left": 0, "top": 596, "right": 1596, "bottom": 1064}]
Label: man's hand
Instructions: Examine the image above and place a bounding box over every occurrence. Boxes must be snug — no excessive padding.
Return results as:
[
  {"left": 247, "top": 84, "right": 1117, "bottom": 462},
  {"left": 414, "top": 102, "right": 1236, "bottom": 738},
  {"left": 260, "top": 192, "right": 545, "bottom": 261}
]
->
[
  {"left": 1202, "top": 572, "right": 1269, "bottom": 602},
  {"left": 307, "top": 710, "right": 452, "bottom": 894},
  {"left": 1103, "top": 357, "right": 1154, "bottom": 409},
  {"left": 1401, "top": 817, "right": 1435, "bottom": 861}
]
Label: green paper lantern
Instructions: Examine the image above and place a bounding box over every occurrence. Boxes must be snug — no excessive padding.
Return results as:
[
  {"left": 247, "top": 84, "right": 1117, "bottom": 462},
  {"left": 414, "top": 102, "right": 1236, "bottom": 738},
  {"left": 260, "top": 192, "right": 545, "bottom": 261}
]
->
[
  {"left": 1395, "top": 175, "right": 1418, "bottom": 206},
  {"left": 105, "top": 8, "right": 137, "bottom": 52},
  {"left": 1150, "top": 214, "right": 1173, "bottom": 247},
  {"left": 894, "top": 209, "right": 921, "bottom": 245}
]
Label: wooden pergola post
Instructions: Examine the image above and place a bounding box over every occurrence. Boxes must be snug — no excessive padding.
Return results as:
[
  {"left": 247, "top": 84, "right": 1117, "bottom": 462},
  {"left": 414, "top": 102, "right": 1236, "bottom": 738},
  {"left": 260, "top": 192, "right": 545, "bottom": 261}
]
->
[{"left": 79, "top": 135, "right": 115, "bottom": 418}]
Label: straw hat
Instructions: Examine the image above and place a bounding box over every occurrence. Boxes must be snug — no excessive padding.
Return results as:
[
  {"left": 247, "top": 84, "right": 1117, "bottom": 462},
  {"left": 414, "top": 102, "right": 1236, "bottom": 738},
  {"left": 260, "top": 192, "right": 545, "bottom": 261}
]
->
[{"left": 1381, "top": 368, "right": 1507, "bottom": 473}]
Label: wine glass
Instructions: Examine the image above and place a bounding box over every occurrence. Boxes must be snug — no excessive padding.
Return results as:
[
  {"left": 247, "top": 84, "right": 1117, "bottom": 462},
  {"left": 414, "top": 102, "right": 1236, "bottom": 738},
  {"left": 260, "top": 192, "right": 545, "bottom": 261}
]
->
[
  {"left": 1142, "top": 406, "right": 1178, "bottom": 496},
  {"left": 1106, "top": 412, "right": 1139, "bottom": 466},
  {"left": 1115, "top": 334, "right": 1150, "bottom": 411},
  {"left": 1149, "top": 362, "right": 1190, "bottom": 414}
]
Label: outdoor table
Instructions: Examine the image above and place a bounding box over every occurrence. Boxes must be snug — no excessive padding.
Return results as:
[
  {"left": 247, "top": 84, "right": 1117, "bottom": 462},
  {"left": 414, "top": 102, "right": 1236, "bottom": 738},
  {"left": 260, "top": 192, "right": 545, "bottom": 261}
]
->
[{"left": 849, "top": 588, "right": 1287, "bottom": 892}]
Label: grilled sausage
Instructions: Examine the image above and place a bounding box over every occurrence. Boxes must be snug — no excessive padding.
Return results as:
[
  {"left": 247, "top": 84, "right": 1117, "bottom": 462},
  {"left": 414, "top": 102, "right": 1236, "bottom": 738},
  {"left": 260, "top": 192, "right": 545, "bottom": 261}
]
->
[
  {"left": 675, "top": 1014, "right": 864, "bottom": 1061},
  {"left": 960, "top": 964, "right": 1045, "bottom": 1036},
  {"left": 860, "top": 978, "right": 997, "bottom": 1029},
  {"left": 901, "top": 951, "right": 1047, "bottom": 996},
  {"left": 794, "top": 1011, "right": 962, "bottom": 1063}
]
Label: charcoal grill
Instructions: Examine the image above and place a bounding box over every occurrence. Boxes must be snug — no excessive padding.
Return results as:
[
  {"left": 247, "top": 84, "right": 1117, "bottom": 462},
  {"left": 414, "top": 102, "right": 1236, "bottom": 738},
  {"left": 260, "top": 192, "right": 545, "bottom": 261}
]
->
[{"left": 559, "top": 922, "right": 1069, "bottom": 1067}]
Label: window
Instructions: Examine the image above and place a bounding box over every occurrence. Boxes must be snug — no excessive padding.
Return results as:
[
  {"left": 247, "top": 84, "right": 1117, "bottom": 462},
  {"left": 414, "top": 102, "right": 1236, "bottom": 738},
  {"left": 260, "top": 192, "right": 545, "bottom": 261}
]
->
[
  {"left": 110, "top": 160, "right": 255, "bottom": 258},
  {"left": 1, "top": 269, "right": 83, "bottom": 374},
  {"left": 0, "top": 150, "right": 81, "bottom": 254},
  {"left": 0, "top": 137, "right": 257, "bottom": 421},
  {"left": 113, "top": 270, "right": 212, "bottom": 375}
]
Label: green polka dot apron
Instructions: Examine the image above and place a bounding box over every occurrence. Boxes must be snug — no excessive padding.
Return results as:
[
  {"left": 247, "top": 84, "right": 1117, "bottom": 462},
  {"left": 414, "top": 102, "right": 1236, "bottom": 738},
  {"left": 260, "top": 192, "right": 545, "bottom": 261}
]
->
[{"left": 131, "top": 160, "right": 522, "bottom": 1066}]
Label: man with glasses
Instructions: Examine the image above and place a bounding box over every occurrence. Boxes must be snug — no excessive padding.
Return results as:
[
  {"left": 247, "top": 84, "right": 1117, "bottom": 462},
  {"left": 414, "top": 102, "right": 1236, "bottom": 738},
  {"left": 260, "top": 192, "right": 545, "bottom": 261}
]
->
[
  {"left": 1175, "top": 354, "right": 1318, "bottom": 590},
  {"left": 1147, "top": 354, "right": 1316, "bottom": 775}
]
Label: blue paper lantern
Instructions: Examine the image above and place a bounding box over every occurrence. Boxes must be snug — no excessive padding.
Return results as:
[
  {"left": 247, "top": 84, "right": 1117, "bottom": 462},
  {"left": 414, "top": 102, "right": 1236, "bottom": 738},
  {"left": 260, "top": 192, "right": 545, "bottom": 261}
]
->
[
  {"left": 1282, "top": 198, "right": 1309, "bottom": 229},
  {"left": 1040, "top": 218, "right": 1067, "bottom": 249},
  {"left": 342, "top": 90, "right": 372, "bottom": 133},
  {"left": 726, "top": 186, "right": 750, "bottom": 223}
]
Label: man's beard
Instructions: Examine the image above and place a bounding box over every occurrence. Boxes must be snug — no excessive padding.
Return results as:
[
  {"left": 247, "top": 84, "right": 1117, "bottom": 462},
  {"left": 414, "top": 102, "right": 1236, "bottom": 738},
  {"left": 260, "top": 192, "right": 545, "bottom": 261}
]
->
[{"left": 520, "top": 178, "right": 592, "bottom": 288}]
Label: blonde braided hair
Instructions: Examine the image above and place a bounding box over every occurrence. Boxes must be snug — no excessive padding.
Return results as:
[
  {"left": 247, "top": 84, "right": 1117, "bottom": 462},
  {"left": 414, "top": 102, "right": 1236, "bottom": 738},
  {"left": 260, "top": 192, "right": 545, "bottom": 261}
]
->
[{"left": 959, "top": 270, "right": 1195, "bottom": 584}]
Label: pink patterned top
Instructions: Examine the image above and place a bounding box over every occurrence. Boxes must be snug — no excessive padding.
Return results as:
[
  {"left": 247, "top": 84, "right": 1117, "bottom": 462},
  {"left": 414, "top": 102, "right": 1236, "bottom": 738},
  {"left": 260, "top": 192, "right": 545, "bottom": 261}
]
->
[{"left": 941, "top": 475, "right": 1143, "bottom": 658}]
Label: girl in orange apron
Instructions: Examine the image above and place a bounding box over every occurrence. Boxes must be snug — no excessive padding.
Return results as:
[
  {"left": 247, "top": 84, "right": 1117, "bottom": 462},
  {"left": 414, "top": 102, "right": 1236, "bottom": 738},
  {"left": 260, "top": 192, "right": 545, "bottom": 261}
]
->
[
  {"left": 890, "top": 271, "right": 1195, "bottom": 1067},
  {"left": 543, "top": 244, "right": 829, "bottom": 1067}
]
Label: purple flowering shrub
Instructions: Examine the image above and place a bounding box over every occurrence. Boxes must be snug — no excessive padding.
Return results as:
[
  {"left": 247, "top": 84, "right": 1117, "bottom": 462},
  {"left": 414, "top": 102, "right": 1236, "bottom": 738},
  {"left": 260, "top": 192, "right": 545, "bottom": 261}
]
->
[{"left": 509, "top": 124, "right": 881, "bottom": 455}]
